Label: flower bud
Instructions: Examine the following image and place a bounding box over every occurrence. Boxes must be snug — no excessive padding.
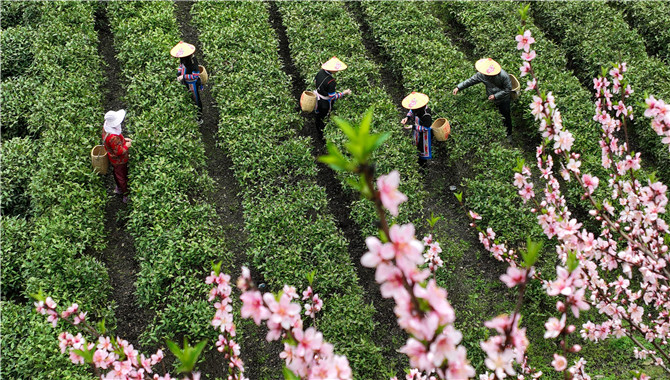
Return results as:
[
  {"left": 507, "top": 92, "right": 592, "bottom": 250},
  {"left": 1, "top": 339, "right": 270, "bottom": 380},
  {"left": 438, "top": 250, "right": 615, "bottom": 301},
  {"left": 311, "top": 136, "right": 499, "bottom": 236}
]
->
[
  {"left": 567, "top": 325, "right": 576, "bottom": 333},
  {"left": 556, "top": 301, "right": 565, "bottom": 312}
]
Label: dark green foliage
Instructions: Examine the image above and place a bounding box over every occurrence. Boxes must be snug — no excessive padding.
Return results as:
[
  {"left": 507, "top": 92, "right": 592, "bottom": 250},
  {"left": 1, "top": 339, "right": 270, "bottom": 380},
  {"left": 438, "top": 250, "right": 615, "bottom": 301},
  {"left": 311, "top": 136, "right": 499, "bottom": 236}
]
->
[
  {"left": 1, "top": 26, "right": 34, "bottom": 78},
  {"left": 0, "top": 1, "right": 41, "bottom": 29},
  {"left": 1, "top": 217, "right": 32, "bottom": 300},
  {"left": 1, "top": 137, "right": 38, "bottom": 217},
  {"left": 0, "top": 301, "right": 90, "bottom": 379},
  {"left": 1, "top": 76, "right": 37, "bottom": 138}
]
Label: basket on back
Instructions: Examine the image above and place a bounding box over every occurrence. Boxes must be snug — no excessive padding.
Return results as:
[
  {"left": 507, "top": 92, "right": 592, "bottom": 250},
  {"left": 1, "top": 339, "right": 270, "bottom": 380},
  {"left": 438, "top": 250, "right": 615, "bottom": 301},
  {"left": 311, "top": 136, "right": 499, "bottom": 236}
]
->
[
  {"left": 300, "top": 91, "right": 317, "bottom": 112},
  {"left": 91, "top": 145, "right": 109, "bottom": 175},
  {"left": 431, "top": 118, "right": 451, "bottom": 141},
  {"left": 199, "top": 65, "right": 208, "bottom": 85}
]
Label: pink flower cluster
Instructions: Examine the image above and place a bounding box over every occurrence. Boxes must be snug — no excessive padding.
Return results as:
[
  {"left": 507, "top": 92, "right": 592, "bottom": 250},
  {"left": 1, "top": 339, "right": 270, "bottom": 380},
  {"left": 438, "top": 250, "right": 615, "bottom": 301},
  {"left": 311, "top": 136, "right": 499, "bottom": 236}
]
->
[
  {"left": 206, "top": 270, "right": 245, "bottom": 379},
  {"left": 645, "top": 95, "right": 670, "bottom": 150},
  {"left": 362, "top": 221, "right": 474, "bottom": 378},
  {"left": 301, "top": 286, "right": 323, "bottom": 319},
  {"left": 35, "top": 297, "right": 169, "bottom": 380},
  {"left": 422, "top": 234, "right": 444, "bottom": 273},
  {"left": 237, "top": 268, "right": 351, "bottom": 379}
]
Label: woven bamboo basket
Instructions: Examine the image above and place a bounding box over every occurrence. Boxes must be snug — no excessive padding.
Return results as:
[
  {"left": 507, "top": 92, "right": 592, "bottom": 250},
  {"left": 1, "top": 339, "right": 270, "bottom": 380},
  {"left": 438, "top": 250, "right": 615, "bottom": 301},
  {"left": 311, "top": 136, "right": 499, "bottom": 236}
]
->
[
  {"left": 91, "top": 145, "right": 109, "bottom": 175},
  {"left": 199, "top": 65, "right": 208, "bottom": 84},
  {"left": 300, "top": 91, "right": 316, "bottom": 113},
  {"left": 431, "top": 118, "right": 451, "bottom": 141}
]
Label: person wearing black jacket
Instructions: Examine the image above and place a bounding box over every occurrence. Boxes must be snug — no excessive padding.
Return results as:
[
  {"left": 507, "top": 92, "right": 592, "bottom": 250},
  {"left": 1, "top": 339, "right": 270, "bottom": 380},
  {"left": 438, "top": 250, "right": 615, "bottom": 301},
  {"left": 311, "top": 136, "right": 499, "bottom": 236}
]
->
[
  {"left": 453, "top": 58, "right": 513, "bottom": 135},
  {"left": 314, "top": 56, "right": 351, "bottom": 131}
]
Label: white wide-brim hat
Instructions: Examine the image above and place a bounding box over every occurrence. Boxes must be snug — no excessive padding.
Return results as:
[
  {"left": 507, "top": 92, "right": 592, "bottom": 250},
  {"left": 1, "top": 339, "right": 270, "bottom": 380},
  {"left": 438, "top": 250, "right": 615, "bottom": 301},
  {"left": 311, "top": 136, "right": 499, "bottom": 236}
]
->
[
  {"left": 322, "top": 56, "right": 347, "bottom": 72},
  {"left": 402, "top": 92, "right": 429, "bottom": 110},
  {"left": 475, "top": 58, "right": 501, "bottom": 76},
  {"left": 103, "top": 109, "right": 126, "bottom": 133}
]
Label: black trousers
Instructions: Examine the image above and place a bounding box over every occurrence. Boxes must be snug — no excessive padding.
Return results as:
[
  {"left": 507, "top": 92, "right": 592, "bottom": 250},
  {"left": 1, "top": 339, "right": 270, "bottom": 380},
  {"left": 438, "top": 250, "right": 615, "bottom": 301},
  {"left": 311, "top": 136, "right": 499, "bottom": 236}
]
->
[{"left": 496, "top": 99, "right": 513, "bottom": 135}]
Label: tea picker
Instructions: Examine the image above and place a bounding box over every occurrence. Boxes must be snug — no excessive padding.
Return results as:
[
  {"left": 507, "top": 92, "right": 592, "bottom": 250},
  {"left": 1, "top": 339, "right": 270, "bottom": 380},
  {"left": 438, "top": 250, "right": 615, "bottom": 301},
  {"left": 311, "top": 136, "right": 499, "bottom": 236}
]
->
[
  {"left": 453, "top": 58, "right": 515, "bottom": 135},
  {"left": 102, "top": 109, "right": 132, "bottom": 203},
  {"left": 305, "top": 56, "right": 352, "bottom": 132},
  {"left": 401, "top": 92, "right": 433, "bottom": 169},
  {"left": 171, "top": 41, "right": 207, "bottom": 125}
]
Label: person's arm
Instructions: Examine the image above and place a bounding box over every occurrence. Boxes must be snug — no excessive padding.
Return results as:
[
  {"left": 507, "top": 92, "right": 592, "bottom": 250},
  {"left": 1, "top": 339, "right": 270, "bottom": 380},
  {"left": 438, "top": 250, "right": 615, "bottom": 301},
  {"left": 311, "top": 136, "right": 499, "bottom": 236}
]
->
[
  {"left": 183, "top": 69, "right": 200, "bottom": 82},
  {"left": 326, "top": 79, "right": 346, "bottom": 101},
  {"left": 456, "top": 73, "right": 483, "bottom": 92}
]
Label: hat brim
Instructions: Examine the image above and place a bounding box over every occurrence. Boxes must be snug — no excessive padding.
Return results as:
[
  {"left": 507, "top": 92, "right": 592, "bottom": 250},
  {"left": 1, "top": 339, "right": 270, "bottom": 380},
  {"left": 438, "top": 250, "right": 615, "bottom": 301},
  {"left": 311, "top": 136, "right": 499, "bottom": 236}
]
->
[
  {"left": 475, "top": 59, "right": 501, "bottom": 76},
  {"left": 171, "top": 43, "right": 196, "bottom": 58},
  {"left": 104, "top": 109, "right": 126, "bottom": 129},
  {"left": 401, "top": 92, "right": 429, "bottom": 109},
  {"left": 322, "top": 57, "right": 348, "bottom": 72}
]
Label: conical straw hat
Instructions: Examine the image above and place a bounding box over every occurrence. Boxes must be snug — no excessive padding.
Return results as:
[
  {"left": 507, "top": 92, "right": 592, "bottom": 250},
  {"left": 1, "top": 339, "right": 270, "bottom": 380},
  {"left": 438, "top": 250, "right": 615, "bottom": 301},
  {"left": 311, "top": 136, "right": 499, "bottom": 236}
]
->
[
  {"left": 170, "top": 41, "right": 196, "bottom": 58},
  {"left": 401, "top": 92, "right": 429, "bottom": 109},
  {"left": 322, "top": 56, "right": 347, "bottom": 72},
  {"left": 475, "top": 58, "right": 501, "bottom": 76}
]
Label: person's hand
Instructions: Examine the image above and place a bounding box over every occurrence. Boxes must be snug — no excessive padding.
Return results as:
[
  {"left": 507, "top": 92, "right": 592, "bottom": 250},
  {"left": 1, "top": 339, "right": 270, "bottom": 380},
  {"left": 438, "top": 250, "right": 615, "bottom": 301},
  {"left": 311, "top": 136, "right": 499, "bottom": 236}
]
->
[
  {"left": 125, "top": 140, "right": 132, "bottom": 148},
  {"left": 401, "top": 117, "right": 407, "bottom": 125},
  {"left": 177, "top": 75, "right": 183, "bottom": 83},
  {"left": 488, "top": 94, "right": 495, "bottom": 101},
  {"left": 343, "top": 89, "right": 352, "bottom": 96},
  {"left": 452, "top": 88, "right": 459, "bottom": 95},
  {"left": 124, "top": 137, "right": 133, "bottom": 142}
]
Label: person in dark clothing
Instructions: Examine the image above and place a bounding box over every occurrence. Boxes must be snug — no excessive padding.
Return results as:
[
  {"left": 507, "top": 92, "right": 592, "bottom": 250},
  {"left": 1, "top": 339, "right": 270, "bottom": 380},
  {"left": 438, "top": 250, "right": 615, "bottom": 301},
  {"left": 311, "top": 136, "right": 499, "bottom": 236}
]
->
[
  {"left": 314, "top": 56, "right": 351, "bottom": 132},
  {"left": 453, "top": 58, "right": 513, "bottom": 135},
  {"left": 171, "top": 41, "right": 204, "bottom": 124},
  {"left": 401, "top": 92, "right": 433, "bottom": 169}
]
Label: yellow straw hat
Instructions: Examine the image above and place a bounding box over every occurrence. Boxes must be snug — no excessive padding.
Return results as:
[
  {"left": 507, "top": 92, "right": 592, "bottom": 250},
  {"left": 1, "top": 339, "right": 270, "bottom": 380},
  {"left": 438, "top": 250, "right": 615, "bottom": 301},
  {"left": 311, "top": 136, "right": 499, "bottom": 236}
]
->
[
  {"left": 402, "top": 92, "right": 429, "bottom": 109},
  {"left": 475, "top": 58, "right": 501, "bottom": 76},
  {"left": 170, "top": 41, "right": 196, "bottom": 58},
  {"left": 322, "top": 56, "right": 348, "bottom": 72}
]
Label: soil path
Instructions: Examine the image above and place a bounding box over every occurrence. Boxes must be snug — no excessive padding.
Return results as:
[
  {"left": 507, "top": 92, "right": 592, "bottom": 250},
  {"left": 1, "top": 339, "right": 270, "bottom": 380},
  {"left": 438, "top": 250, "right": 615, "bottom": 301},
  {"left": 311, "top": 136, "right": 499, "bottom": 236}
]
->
[
  {"left": 266, "top": 1, "right": 411, "bottom": 372},
  {"left": 94, "top": 3, "right": 149, "bottom": 350},
  {"left": 173, "top": 2, "right": 268, "bottom": 378}
]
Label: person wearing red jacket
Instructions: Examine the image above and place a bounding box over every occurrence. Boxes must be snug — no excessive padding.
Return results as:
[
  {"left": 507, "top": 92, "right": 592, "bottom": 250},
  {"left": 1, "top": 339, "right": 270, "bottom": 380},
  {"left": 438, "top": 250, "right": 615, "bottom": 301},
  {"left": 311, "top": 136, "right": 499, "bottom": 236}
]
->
[{"left": 102, "top": 109, "right": 132, "bottom": 203}]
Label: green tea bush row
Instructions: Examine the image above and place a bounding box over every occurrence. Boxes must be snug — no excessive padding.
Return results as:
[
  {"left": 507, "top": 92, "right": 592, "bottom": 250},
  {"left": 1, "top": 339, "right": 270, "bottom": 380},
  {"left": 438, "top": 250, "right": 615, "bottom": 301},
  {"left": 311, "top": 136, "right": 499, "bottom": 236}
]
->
[
  {"left": 24, "top": 0, "right": 111, "bottom": 323},
  {"left": 105, "top": 1, "right": 228, "bottom": 346},
  {"left": 360, "top": 1, "right": 540, "bottom": 244},
  {"left": 191, "top": 3, "right": 389, "bottom": 378},
  {"left": 609, "top": 1, "right": 670, "bottom": 62},
  {"left": 531, "top": 1, "right": 670, "bottom": 181},
  {"left": 4, "top": 3, "right": 113, "bottom": 379},
  {"left": 276, "top": 1, "right": 425, "bottom": 236}
]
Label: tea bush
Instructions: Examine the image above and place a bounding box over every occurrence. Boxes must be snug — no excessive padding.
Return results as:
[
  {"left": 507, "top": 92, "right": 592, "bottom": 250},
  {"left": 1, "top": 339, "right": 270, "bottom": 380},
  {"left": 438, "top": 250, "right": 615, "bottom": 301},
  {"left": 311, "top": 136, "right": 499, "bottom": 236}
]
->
[{"left": 1, "top": 137, "right": 38, "bottom": 217}]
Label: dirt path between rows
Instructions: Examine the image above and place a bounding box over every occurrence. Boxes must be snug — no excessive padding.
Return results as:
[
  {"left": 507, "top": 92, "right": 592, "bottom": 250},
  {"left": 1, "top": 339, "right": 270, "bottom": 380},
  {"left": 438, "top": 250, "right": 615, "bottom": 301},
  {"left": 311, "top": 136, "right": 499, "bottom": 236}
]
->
[
  {"left": 173, "top": 2, "right": 273, "bottom": 379},
  {"left": 93, "top": 3, "right": 149, "bottom": 351}
]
